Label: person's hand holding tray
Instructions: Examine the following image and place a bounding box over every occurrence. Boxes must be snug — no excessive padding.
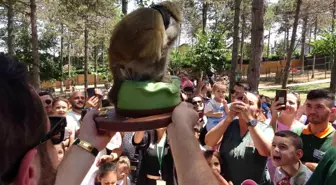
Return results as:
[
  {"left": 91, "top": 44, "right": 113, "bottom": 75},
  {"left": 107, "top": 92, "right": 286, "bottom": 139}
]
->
[{"left": 95, "top": 77, "right": 181, "bottom": 131}]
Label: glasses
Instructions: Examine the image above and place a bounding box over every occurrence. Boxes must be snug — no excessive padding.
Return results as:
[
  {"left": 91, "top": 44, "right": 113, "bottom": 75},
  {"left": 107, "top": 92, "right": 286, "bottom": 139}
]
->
[
  {"left": 192, "top": 100, "right": 203, "bottom": 105},
  {"left": 1, "top": 116, "right": 66, "bottom": 183},
  {"left": 45, "top": 99, "right": 52, "bottom": 105}
]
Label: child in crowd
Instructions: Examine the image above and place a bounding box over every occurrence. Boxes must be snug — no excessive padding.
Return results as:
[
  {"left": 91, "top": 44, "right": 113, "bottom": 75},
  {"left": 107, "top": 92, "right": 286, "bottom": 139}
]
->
[
  {"left": 95, "top": 162, "right": 118, "bottom": 185},
  {"left": 54, "top": 143, "right": 65, "bottom": 167},
  {"left": 204, "top": 81, "right": 229, "bottom": 131},
  {"left": 271, "top": 130, "right": 312, "bottom": 185},
  {"left": 203, "top": 150, "right": 232, "bottom": 185},
  {"left": 116, "top": 156, "right": 131, "bottom": 185},
  {"left": 203, "top": 150, "right": 221, "bottom": 174}
]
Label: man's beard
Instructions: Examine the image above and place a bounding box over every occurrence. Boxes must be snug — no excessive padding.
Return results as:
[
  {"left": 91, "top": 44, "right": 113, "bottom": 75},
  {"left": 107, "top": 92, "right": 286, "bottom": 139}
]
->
[
  {"left": 308, "top": 114, "right": 329, "bottom": 125},
  {"left": 38, "top": 144, "right": 57, "bottom": 185},
  {"left": 73, "top": 103, "right": 84, "bottom": 110}
]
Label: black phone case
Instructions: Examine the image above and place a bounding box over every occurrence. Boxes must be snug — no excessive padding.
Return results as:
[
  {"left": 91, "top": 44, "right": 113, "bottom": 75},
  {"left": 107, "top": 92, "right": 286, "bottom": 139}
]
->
[{"left": 275, "top": 90, "right": 287, "bottom": 110}]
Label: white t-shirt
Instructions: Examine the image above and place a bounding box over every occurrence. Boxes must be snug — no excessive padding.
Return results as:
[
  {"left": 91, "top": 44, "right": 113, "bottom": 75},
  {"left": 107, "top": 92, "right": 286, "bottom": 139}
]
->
[
  {"left": 117, "top": 177, "right": 131, "bottom": 185},
  {"left": 81, "top": 132, "right": 122, "bottom": 185},
  {"left": 66, "top": 111, "right": 81, "bottom": 133},
  {"left": 204, "top": 99, "right": 223, "bottom": 113}
]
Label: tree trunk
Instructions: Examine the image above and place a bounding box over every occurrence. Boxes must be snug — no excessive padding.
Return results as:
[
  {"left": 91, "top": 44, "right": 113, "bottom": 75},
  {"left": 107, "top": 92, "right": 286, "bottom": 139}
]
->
[
  {"left": 60, "top": 24, "right": 64, "bottom": 93},
  {"left": 247, "top": 0, "right": 265, "bottom": 92},
  {"left": 68, "top": 40, "right": 71, "bottom": 79},
  {"left": 84, "top": 22, "right": 89, "bottom": 91},
  {"left": 312, "top": 16, "right": 317, "bottom": 79},
  {"left": 229, "top": 0, "right": 242, "bottom": 99},
  {"left": 282, "top": 0, "right": 302, "bottom": 89},
  {"left": 300, "top": 15, "right": 308, "bottom": 73},
  {"left": 202, "top": 2, "right": 208, "bottom": 34},
  {"left": 121, "top": 0, "right": 128, "bottom": 15},
  {"left": 30, "top": 0, "right": 40, "bottom": 91},
  {"left": 240, "top": 5, "right": 246, "bottom": 72},
  {"left": 7, "top": 0, "right": 15, "bottom": 57},
  {"left": 94, "top": 45, "right": 97, "bottom": 88},
  {"left": 330, "top": 0, "right": 336, "bottom": 93},
  {"left": 267, "top": 28, "right": 271, "bottom": 59}
]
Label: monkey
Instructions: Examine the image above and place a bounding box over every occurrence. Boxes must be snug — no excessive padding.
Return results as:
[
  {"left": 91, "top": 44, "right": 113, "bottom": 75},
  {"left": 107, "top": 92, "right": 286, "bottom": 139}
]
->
[{"left": 108, "top": 1, "right": 182, "bottom": 107}]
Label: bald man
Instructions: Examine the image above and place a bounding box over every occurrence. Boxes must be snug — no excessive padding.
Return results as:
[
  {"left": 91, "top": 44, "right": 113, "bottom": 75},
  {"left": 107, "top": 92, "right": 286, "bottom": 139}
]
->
[{"left": 66, "top": 91, "right": 85, "bottom": 142}]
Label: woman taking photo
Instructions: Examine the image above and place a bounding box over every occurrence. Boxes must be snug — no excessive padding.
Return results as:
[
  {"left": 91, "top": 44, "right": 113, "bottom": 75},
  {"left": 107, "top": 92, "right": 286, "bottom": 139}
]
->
[
  {"left": 133, "top": 128, "right": 176, "bottom": 185},
  {"left": 266, "top": 91, "right": 304, "bottom": 181},
  {"left": 205, "top": 92, "right": 274, "bottom": 185}
]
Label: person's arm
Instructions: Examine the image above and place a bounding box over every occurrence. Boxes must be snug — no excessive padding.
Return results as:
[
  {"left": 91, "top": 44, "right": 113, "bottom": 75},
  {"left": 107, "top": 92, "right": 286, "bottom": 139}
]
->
[
  {"left": 205, "top": 114, "right": 235, "bottom": 147},
  {"left": 236, "top": 100, "right": 274, "bottom": 157},
  {"left": 55, "top": 109, "right": 115, "bottom": 185},
  {"left": 223, "top": 101, "right": 229, "bottom": 116},
  {"left": 304, "top": 162, "right": 318, "bottom": 171},
  {"left": 204, "top": 112, "right": 223, "bottom": 118},
  {"left": 168, "top": 102, "right": 226, "bottom": 185},
  {"left": 269, "top": 100, "right": 283, "bottom": 131},
  {"left": 133, "top": 131, "right": 145, "bottom": 144},
  {"left": 248, "top": 124, "right": 274, "bottom": 156}
]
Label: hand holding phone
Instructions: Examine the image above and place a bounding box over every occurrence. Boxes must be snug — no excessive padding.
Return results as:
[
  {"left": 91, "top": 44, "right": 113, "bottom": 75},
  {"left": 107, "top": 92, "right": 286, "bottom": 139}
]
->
[{"left": 275, "top": 89, "right": 287, "bottom": 111}]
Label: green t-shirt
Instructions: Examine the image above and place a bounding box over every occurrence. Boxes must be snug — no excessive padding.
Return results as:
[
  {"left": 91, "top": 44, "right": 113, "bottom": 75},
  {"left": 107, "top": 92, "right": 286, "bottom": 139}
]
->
[
  {"left": 306, "top": 147, "right": 336, "bottom": 185},
  {"left": 292, "top": 124, "right": 335, "bottom": 163},
  {"left": 219, "top": 119, "right": 274, "bottom": 185}
]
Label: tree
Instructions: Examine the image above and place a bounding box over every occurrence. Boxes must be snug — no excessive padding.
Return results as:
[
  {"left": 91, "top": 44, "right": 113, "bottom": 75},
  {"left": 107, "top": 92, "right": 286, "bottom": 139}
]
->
[
  {"left": 300, "top": 14, "right": 308, "bottom": 73},
  {"left": 229, "top": 0, "right": 242, "bottom": 96},
  {"left": 6, "top": 0, "right": 15, "bottom": 57},
  {"left": 30, "top": 0, "right": 40, "bottom": 90},
  {"left": 247, "top": 0, "right": 265, "bottom": 91},
  {"left": 121, "top": 0, "right": 128, "bottom": 15},
  {"left": 282, "top": 0, "right": 302, "bottom": 89}
]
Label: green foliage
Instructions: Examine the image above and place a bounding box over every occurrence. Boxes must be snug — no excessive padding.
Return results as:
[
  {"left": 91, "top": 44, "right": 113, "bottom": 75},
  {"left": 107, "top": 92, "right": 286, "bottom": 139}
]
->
[
  {"left": 310, "top": 30, "right": 336, "bottom": 56},
  {"left": 170, "top": 30, "right": 230, "bottom": 74}
]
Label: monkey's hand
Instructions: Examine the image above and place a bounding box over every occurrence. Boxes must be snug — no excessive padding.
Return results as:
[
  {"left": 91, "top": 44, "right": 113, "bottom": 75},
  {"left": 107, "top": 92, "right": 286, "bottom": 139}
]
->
[{"left": 161, "top": 73, "right": 172, "bottom": 83}]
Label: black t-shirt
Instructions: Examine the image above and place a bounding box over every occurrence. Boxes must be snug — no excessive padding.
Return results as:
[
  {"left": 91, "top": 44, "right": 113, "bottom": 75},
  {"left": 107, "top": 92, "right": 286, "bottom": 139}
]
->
[{"left": 132, "top": 131, "right": 176, "bottom": 185}]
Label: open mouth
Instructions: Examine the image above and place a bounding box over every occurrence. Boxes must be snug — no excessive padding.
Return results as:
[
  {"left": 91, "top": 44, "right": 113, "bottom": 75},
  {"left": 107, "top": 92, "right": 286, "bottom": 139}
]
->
[{"left": 272, "top": 155, "right": 282, "bottom": 162}]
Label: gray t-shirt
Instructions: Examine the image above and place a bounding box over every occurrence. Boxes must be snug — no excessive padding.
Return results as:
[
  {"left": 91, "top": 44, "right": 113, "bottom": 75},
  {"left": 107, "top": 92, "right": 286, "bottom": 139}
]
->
[{"left": 219, "top": 119, "right": 274, "bottom": 185}]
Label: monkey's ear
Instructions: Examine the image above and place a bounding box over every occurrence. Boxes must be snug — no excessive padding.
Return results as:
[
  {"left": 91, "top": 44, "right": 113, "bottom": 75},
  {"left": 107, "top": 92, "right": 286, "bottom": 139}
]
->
[{"left": 135, "top": 29, "right": 165, "bottom": 62}]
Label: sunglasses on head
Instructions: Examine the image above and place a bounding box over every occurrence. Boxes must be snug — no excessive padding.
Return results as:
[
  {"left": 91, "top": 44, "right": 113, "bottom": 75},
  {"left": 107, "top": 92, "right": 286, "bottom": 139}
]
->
[
  {"left": 45, "top": 99, "right": 52, "bottom": 105},
  {"left": 1, "top": 116, "right": 66, "bottom": 183}
]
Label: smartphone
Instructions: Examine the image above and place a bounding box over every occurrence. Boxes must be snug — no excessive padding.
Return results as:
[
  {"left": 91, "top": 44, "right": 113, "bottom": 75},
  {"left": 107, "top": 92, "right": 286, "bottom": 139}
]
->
[
  {"left": 275, "top": 89, "right": 287, "bottom": 110},
  {"left": 102, "top": 99, "right": 111, "bottom": 107},
  {"left": 86, "top": 88, "right": 95, "bottom": 98},
  {"left": 49, "top": 116, "right": 67, "bottom": 129}
]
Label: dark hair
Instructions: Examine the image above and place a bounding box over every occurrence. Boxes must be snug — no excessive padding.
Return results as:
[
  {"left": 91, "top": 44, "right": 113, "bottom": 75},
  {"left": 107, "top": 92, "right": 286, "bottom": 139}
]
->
[
  {"left": 307, "top": 89, "right": 335, "bottom": 108},
  {"left": 203, "top": 150, "right": 222, "bottom": 164},
  {"left": 0, "top": 55, "right": 47, "bottom": 184},
  {"left": 275, "top": 130, "right": 303, "bottom": 150},
  {"left": 183, "top": 86, "right": 194, "bottom": 93},
  {"left": 38, "top": 90, "right": 53, "bottom": 99},
  {"left": 96, "top": 161, "right": 117, "bottom": 183},
  {"left": 235, "top": 82, "right": 251, "bottom": 91}
]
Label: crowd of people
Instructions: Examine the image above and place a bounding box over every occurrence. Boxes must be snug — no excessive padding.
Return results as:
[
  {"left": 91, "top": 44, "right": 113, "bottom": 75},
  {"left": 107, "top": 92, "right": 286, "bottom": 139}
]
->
[{"left": 1, "top": 54, "right": 336, "bottom": 185}]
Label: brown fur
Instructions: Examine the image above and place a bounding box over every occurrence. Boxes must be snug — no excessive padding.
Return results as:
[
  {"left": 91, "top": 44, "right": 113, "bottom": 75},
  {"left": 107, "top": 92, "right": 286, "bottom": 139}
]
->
[{"left": 108, "top": 1, "right": 182, "bottom": 106}]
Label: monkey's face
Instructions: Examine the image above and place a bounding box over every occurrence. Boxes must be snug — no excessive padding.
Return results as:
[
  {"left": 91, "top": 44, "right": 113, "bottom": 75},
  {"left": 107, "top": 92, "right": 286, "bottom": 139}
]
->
[{"left": 165, "top": 17, "right": 180, "bottom": 46}]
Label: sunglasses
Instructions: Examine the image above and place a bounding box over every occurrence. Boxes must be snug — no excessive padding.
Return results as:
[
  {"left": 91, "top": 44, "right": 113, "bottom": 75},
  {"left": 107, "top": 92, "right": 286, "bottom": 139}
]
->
[
  {"left": 1, "top": 116, "right": 66, "bottom": 183},
  {"left": 45, "top": 99, "right": 52, "bottom": 105},
  {"left": 192, "top": 100, "right": 203, "bottom": 105}
]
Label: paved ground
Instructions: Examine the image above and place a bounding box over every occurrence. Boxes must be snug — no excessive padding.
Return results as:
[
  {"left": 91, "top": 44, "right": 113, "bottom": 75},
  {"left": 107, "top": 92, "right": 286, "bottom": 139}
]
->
[{"left": 259, "top": 79, "right": 330, "bottom": 89}]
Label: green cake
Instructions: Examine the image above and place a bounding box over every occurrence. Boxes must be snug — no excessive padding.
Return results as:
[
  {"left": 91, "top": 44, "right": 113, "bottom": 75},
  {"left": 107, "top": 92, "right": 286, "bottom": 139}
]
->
[{"left": 116, "top": 76, "right": 181, "bottom": 117}]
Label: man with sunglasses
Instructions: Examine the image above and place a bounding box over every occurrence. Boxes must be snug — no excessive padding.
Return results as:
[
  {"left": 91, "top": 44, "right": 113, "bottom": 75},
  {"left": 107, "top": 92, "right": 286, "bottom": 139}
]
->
[
  {"left": 39, "top": 91, "right": 54, "bottom": 115},
  {"left": 1, "top": 54, "right": 227, "bottom": 185}
]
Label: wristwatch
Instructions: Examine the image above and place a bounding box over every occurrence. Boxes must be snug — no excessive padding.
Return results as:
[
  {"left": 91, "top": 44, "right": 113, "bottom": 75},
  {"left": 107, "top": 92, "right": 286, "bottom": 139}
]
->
[
  {"left": 247, "top": 119, "right": 258, "bottom": 127},
  {"left": 73, "top": 138, "right": 99, "bottom": 157}
]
